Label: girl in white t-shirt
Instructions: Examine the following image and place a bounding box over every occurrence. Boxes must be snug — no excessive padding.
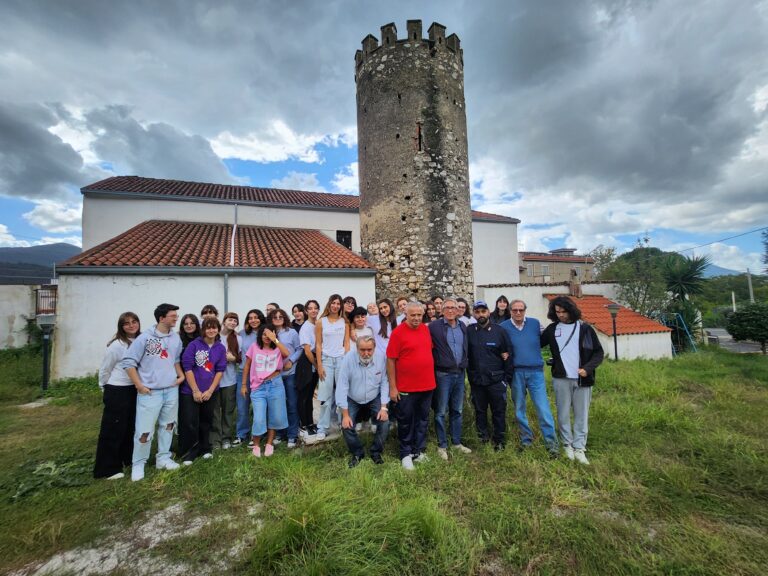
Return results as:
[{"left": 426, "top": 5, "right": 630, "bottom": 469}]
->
[{"left": 314, "top": 294, "right": 350, "bottom": 438}]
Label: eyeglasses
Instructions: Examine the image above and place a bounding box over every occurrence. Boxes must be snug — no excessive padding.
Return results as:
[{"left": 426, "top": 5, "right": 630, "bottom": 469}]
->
[{"left": 511, "top": 309, "right": 525, "bottom": 313}]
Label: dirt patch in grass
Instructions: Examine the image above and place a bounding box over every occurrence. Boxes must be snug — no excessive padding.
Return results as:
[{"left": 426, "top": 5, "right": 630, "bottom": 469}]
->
[{"left": 9, "top": 501, "right": 263, "bottom": 576}]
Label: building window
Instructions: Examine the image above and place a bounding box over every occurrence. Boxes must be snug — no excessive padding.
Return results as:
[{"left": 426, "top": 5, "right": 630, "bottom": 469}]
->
[
  {"left": 527, "top": 264, "right": 533, "bottom": 277},
  {"left": 336, "top": 230, "right": 352, "bottom": 249},
  {"left": 541, "top": 264, "right": 549, "bottom": 275}
]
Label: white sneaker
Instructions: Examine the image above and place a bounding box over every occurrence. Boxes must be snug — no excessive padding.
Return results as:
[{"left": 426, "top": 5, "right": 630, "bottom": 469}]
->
[
  {"left": 272, "top": 438, "right": 283, "bottom": 446},
  {"left": 287, "top": 440, "right": 297, "bottom": 449},
  {"left": 182, "top": 460, "right": 193, "bottom": 467},
  {"left": 131, "top": 465, "right": 145, "bottom": 482},
  {"left": 222, "top": 441, "right": 231, "bottom": 450},
  {"left": 316, "top": 431, "right": 327, "bottom": 441},
  {"left": 156, "top": 460, "right": 180, "bottom": 471},
  {"left": 413, "top": 453, "right": 429, "bottom": 464},
  {"left": 574, "top": 449, "right": 590, "bottom": 465},
  {"left": 202, "top": 453, "right": 213, "bottom": 460},
  {"left": 355, "top": 422, "right": 363, "bottom": 432},
  {"left": 564, "top": 446, "right": 575, "bottom": 460},
  {"left": 106, "top": 472, "right": 124, "bottom": 480},
  {"left": 437, "top": 447, "right": 449, "bottom": 461},
  {"left": 453, "top": 444, "right": 472, "bottom": 454},
  {"left": 401, "top": 455, "right": 415, "bottom": 470}
]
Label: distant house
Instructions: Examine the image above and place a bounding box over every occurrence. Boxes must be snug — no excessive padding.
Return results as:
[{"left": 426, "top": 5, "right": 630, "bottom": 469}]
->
[{"left": 519, "top": 248, "right": 594, "bottom": 284}]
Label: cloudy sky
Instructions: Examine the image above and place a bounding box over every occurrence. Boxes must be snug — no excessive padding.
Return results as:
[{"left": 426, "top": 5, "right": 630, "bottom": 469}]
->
[{"left": 1, "top": 0, "right": 766, "bottom": 271}]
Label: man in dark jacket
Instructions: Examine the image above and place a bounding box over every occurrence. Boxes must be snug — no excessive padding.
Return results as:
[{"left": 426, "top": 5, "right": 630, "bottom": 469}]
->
[
  {"left": 428, "top": 298, "right": 471, "bottom": 460},
  {"left": 466, "top": 300, "right": 513, "bottom": 450}
]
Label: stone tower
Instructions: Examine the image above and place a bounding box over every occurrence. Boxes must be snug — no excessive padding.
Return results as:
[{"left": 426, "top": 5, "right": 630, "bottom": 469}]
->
[{"left": 355, "top": 20, "right": 474, "bottom": 300}]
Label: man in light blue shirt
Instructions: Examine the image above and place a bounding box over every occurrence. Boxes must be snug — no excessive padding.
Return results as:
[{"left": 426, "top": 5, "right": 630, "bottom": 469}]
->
[{"left": 335, "top": 335, "right": 390, "bottom": 467}]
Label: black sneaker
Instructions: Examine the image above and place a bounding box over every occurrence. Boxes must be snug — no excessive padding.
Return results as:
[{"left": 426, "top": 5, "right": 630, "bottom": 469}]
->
[
  {"left": 348, "top": 455, "right": 362, "bottom": 468},
  {"left": 371, "top": 453, "right": 384, "bottom": 465}
]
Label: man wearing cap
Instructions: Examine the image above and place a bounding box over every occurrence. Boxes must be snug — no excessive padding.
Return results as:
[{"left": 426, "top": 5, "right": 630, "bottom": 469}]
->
[
  {"left": 499, "top": 299, "right": 559, "bottom": 458},
  {"left": 466, "top": 300, "right": 513, "bottom": 451}
]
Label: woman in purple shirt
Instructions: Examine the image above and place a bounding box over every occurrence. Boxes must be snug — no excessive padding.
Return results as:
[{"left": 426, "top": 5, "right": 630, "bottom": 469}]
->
[{"left": 179, "top": 317, "right": 227, "bottom": 464}]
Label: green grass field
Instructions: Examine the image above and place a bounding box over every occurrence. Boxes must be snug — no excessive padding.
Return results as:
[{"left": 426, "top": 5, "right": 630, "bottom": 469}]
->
[{"left": 0, "top": 347, "right": 765, "bottom": 575}]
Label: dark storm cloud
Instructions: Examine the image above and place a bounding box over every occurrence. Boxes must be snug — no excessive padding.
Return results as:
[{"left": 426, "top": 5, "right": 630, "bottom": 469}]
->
[
  {"left": 85, "top": 105, "right": 235, "bottom": 183},
  {"left": 0, "top": 102, "right": 86, "bottom": 199},
  {"left": 463, "top": 0, "right": 768, "bottom": 204}
]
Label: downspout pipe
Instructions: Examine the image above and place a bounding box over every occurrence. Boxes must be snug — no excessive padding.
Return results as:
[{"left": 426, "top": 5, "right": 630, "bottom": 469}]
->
[{"left": 225, "top": 204, "right": 238, "bottom": 312}]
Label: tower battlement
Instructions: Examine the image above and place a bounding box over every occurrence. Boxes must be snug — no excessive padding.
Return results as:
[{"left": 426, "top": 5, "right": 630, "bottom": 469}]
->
[{"left": 354, "top": 20, "right": 463, "bottom": 71}]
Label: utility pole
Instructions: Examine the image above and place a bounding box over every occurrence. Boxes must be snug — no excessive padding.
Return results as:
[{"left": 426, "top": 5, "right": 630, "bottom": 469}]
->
[{"left": 746, "top": 269, "right": 755, "bottom": 303}]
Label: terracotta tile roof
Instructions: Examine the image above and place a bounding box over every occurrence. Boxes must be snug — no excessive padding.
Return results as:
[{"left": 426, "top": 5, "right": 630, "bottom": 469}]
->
[
  {"left": 81, "top": 176, "right": 517, "bottom": 223},
  {"left": 59, "top": 220, "right": 374, "bottom": 270},
  {"left": 469, "top": 209, "right": 520, "bottom": 223},
  {"left": 82, "top": 176, "right": 360, "bottom": 210},
  {"left": 544, "top": 294, "right": 671, "bottom": 336},
  {"left": 522, "top": 252, "right": 594, "bottom": 263}
]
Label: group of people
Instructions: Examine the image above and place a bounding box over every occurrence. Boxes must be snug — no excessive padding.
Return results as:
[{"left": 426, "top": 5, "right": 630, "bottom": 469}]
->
[{"left": 93, "top": 293, "right": 604, "bottom": 480}]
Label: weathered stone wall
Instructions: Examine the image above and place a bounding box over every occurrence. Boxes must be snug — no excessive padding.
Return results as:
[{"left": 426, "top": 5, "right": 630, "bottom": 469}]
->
[{"left": 355, "top": 21, "right": 475, "bottom": 300}]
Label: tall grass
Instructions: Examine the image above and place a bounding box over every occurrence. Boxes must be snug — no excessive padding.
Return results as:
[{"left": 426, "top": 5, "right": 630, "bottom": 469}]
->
[{"left": 0, "top": 347, "right": 765, "bottom": 575}]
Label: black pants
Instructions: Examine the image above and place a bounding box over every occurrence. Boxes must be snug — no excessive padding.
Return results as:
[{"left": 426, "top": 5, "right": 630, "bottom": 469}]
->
[
  {"left": 396, "top": 390, "right": 433, "bottom": 459},
  {"left": 178, "top": 390, "right": 217, "bottom": 461},
  {"left": 295, "top": 354, "right": 318, "bottom": 428},
  {"left": 471, "top": 382, "right": 507, "bottom": 446},
  {"left": 93, "top": 385, "right": 137, "bottom": 478}
]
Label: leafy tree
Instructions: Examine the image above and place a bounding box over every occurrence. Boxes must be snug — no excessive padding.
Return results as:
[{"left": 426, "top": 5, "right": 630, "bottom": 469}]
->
[
  {"left": 605, "top": 243, "right": 672, "bottom": 316},
  {"left": 726, "top": 302, "right": 768, "bottom": 354},
  {"left": 763, "top": 229, "right": 767, "bottom": 274},
  {"left": 588, "top": 244, "right": 617, "bottom": 280}
]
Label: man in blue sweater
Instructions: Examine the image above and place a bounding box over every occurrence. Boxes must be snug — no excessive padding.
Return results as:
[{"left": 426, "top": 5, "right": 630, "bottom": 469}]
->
[{"left": 500, "top": 299, "right": 559, "bottom": 457}]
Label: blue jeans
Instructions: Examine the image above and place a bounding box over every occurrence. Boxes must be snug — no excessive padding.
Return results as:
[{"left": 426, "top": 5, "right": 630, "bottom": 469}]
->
[
  {"left": 342, "top": 397, "right": 390, "bottom": 458},
  {"left": 278, "top": 372, "right": 299, "bottom": 441},
  {"left": 133, "top": 386, "right": 179, "bottom": 467},
  {"left": 235, "top": 371, "right": 251, "bottom": 440},
  {"left": 250, "top": 376, "right": 289, "bottom": 438},
  {"left": 511, "top": 369, "right": 558, "bottom": 449},
  {"left": 434, "top": 371, "right": 466, "bottom": 448},
  {"left": 317, "top": 354, "right": 341, "bottom": 434}
]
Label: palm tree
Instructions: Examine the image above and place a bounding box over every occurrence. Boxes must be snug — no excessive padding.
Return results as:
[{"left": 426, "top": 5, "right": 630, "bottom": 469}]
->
[{"left": 664, "top": 255, "right": 711, "bottom": 301}]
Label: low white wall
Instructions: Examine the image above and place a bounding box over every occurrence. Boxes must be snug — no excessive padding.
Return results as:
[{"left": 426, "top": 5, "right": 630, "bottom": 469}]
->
[
  {"left": 53, "top": 273, "right": 375, "bottom": 379},
  {"left": 83, "top": 196, "right": 362, "bottom": 252},
  {"left": 472, "top": 221, "right": 519, "bottom": 290},
  {"left": 0, "top": 285, "right": 35, "bottom": 349},
  {"left": 598, "top": 332, "right": 672, "bottom": 360}
]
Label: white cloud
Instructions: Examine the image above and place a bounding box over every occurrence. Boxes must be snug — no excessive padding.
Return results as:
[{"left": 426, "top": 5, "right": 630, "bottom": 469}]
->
[
  {"left": 39, "top": 235, "right": 82, "bottom": 247},
  {"left": 270, "top": 171, "right": 326, "bottom": 192},
  {"left": 0, "top": 224, "right": 31, "bottom": 248},
  {"left": 213, "top": 121, "right": 326, "bottom": 164},
  {"left": 330, "top": 162, "right": 358, "bottom": 194},
  {"left": 695, "top": 242, "right": 762, "bottom": 273},
  {"left": 22, "top": 199, "right": 82, "bottom": 233}
]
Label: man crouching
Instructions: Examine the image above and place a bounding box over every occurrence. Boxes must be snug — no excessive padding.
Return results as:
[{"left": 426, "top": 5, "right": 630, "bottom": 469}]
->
[{"left": 335, "top": 335, "right": 391, "bottom": 468}]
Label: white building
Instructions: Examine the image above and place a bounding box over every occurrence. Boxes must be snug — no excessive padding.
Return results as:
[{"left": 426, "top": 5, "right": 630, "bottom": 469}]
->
[{"left": 54, "top": 175, "right": 520, "bottom": 378}]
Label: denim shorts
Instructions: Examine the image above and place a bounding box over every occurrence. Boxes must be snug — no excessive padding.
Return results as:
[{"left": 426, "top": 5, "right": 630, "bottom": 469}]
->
[{"left": 250, "top": 376, "right": 288, "bottom": 437}]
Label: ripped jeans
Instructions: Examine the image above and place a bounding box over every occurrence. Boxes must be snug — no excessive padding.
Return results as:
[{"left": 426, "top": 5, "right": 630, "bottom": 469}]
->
[{"left": 132, "top": 386, "right": 179, "bottom": 467}]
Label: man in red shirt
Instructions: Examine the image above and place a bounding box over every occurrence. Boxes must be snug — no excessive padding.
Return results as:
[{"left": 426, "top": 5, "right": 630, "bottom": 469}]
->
[{"left": 387, "top": 301, "right": 436, "bottom": 470}]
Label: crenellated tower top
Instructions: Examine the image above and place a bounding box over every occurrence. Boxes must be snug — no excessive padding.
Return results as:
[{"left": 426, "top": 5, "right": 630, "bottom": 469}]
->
[{"left": 354, "top": 19, "right": 463, "bottom": 72}]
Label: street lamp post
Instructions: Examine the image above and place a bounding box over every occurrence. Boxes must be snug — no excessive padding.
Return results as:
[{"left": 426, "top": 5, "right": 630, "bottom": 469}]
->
[
  {"left": 605, "top": 303, "right": 621, "bottom": 361},
  {"left": 36, "top": 314, "right": 56, "bottom": 393}
]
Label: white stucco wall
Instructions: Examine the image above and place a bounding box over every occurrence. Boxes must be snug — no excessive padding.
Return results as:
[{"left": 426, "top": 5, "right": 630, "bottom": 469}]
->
[
  {"left": 53, "top": 273, "right": 375, "bottom": 379},
  {"left": 0, "top": 285, "right": 36, "bottom": 349},
  {"left": 597, "top": 332, "right": 672, "bottom": 360},
  {"left": 82, "top": 196, "right": 362, "bottom": 252},
  {"left": 472, "top": 221, "right": 519, "bottom": 289}
]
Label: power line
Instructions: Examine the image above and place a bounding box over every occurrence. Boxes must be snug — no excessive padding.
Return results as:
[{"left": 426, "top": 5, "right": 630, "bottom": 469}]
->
[{"left": 676, "top": 226, "right": 768, "bottom": 253}]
